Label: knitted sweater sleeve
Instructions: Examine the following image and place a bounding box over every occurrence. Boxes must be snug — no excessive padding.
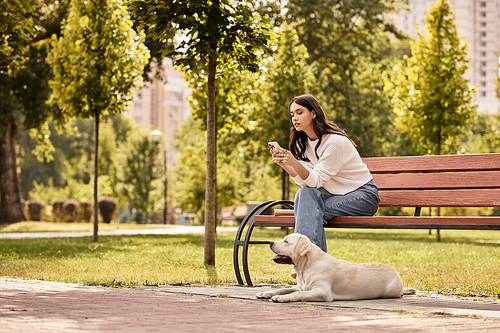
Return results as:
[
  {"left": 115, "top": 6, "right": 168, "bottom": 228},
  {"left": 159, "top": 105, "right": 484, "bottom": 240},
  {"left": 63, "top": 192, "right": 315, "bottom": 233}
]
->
[{"left": 292, "top": 135, "right": 350, "bottom": 188}]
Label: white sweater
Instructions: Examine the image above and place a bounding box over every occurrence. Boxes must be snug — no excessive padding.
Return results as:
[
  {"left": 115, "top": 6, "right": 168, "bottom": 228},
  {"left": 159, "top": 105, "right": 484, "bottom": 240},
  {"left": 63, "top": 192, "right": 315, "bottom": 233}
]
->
[{"left": 291, "top": 134, "right": 373, "bottom": 195}]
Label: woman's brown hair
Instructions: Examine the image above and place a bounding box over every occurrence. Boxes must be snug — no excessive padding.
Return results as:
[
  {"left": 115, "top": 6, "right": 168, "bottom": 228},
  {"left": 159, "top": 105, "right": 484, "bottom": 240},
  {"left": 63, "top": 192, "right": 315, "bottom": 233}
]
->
[{"left": 288, "top": 94, "right": 355, "bottom": 161}]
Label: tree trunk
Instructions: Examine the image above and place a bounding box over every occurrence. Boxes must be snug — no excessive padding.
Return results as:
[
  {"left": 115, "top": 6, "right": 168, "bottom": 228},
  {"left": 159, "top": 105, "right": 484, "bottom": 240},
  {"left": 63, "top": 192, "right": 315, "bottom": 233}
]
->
[
  {"left": 204, "top": 40, "right": 218, "bottom": 266},
  {"left": 93, "top": 110, "right": 99, "bottom": 242},
  {"left": 0, "top": 120, "right": 26, "bottom": 223}
]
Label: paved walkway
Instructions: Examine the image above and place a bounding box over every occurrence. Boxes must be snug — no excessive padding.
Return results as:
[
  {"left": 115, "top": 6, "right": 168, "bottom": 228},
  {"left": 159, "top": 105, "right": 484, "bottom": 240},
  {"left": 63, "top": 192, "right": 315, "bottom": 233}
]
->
[
  {"left": 0, "top": 225, "right": 238, "bottom": 239},
  {"left": 1, "top": 278, "right": 500, "bottom": 332}
]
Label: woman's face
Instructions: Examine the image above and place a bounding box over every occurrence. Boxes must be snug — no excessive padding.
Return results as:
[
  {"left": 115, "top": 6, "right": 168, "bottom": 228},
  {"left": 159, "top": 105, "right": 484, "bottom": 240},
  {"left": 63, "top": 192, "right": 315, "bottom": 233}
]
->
[{"left": 290, "top": 102, "right": 316, "bottom": 136}]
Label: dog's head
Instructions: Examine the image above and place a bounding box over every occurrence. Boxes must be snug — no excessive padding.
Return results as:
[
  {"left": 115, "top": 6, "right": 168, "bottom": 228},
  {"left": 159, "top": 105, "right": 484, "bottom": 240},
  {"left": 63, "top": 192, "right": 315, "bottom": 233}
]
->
[{"left": 270, "top": 233, "right": 312, "bottom": 265}]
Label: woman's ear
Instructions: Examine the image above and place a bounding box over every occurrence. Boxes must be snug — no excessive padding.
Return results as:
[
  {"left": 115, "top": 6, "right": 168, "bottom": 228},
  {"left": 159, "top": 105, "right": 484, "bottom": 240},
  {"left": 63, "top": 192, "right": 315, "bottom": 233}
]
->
[{"left": 312, "top": 111, "right": 316, "bottom": 119}]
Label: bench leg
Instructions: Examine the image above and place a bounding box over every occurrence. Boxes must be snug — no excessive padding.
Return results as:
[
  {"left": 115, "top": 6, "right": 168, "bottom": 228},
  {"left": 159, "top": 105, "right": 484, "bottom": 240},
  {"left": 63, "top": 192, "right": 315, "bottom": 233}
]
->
[
  {"left": 233, "top": 201, "right": 274, "bottom": 286},
  {"left": 233, "top": 200, "right": 294, "bottom": 286}
]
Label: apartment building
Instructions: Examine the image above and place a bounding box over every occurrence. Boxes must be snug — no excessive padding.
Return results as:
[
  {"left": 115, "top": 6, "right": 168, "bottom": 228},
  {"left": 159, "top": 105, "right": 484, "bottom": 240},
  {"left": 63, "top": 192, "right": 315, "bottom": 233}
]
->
[
  {"left": 126, "top": 59, "right": 191, "bottom": 167},
  {"left": 391, "top": 0, "right": 500, "bottom": 114}
]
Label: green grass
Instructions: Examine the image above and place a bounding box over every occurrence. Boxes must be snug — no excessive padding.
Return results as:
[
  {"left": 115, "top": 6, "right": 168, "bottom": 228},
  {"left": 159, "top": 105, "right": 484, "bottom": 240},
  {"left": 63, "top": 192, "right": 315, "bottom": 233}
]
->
[{"left": 1, "top": 226, "right": 499, "bottom": 298}]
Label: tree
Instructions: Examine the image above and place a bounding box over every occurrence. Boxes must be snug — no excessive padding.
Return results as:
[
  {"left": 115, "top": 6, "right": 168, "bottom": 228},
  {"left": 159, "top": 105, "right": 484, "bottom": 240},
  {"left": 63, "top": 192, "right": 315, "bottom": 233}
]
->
[
  {"left": 128, "top": 0, "right": 273, "bottom": 265},
  {"left": 384, "top": 0, "right": 476, "bottom": 241},
  {"left": 385, "top": 0, "right": 476, "bottom": 156},
  {"left": 120, "top": 127, "right": 162, "bottom": 222},
  {"left": 0, "top": 0, "right": 66, "bottom": 223},
  {"left": 252, "top": 23, "right": 315, "bottom": 199},
  {"left": 279, "top": 0, "right": 404, "bottom": 157},
  {"left": 0, "top": 0, "right": 34, "bottom": 222},
  {"left": 47, "top": 0, "right": 150, "bottom": 241}
]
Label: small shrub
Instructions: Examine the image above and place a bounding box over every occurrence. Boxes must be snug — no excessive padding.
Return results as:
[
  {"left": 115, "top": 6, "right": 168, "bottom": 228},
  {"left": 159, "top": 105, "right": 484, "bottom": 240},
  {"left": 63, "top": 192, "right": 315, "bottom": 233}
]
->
[
  {"left": 50, "top": 199, "right": 65, "bottom": 222},
  {"left": 98, "top": 197, "right": 118, "bottom": 223},
  {"left": 26, "top": 199, "right": 47, "bottom": 221},
  {"left": 79, "top": 200, "right": 93, "bottom": 223},
  {"left": 62, "top": 200, "right": 80, "bottom": 222}
]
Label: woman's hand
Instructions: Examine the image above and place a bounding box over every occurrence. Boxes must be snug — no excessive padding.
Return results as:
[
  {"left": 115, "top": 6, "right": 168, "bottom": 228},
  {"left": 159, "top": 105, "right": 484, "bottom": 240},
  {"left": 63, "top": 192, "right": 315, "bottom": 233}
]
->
[
  {"left": 270, "top": 147, "right": 307, "bottom": 180},
  {"left": 271, "top": 147, "right": 289, "bottom": 165}
]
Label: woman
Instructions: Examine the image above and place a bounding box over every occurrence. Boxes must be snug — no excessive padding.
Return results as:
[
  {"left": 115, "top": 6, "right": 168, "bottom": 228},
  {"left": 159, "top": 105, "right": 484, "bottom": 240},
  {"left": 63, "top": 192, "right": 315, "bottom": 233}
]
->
[{"left": 270, "top": 94, "right": 380, "bottom": 252}]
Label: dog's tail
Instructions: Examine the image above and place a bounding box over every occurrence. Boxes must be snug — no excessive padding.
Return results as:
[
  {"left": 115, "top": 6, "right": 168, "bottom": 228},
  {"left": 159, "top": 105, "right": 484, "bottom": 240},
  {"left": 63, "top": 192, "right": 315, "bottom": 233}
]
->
[{"left": 402, "top": 288, "right": 417, "bottom": 295}]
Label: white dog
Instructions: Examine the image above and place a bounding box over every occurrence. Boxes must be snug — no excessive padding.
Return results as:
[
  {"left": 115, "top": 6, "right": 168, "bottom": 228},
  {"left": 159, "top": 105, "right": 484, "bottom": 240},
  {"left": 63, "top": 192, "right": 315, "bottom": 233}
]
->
[{"left": 256, "top": 233, "right": 415, "bottom": 303}]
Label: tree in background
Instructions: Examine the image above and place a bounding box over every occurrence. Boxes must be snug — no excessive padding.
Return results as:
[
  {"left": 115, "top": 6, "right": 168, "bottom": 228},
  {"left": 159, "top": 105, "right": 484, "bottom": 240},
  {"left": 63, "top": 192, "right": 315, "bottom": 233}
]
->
[
  {"left": 22, "top": 114, "right": 161, "bottom": 220},
  {"left": 254, "top": 23, "right": 316, "bottom": 199},
  {"left": 384, "top": 0, "right": 476, "bottom": 241},
  {"left": 119, "top": 128, "right": 162, "bottom": 223},
  {"left": 280, "top": 0, "right": 403, "bottom": 157},
  {"left": 385, "top": 0, "right": 475, "bottom": 156},
  {"left": 47, "top": 0, "right": 150, "bottom": 241},
  {"left": 170, "top": 119, "right": 208, "bottom": 224},
  {"left": 1, "top": 0, "right": 35, "bottom": 222},
  {"left": 128, "top": 0, "right": 273, "bottom": 265},
  {"left": 0, "top": 0, "right": 69, "bottom": 223}
]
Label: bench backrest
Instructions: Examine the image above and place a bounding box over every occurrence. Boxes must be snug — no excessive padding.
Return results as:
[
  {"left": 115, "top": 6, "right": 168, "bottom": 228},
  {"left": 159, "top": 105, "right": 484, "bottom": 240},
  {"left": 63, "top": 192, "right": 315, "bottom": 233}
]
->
[{"left": 362, "top": 153, "right": 500, "bottom": 208}]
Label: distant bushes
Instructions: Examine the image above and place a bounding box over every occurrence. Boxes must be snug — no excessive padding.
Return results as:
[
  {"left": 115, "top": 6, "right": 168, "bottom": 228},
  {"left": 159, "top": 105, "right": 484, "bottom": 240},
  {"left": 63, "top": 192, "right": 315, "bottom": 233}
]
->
[
  {"left": 24, "top": 197, "right": 118, "bottom": 223},
  {"left": 98, "top": 196, "right": 118, "bottom": 223},
  {"left": 25, "top": 199, "right": 47, "bottom": 221}
]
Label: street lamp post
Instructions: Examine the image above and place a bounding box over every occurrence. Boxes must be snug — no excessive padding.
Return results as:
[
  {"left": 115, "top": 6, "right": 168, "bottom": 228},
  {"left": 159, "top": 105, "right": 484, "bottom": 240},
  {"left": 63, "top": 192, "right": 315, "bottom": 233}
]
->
[{"left": 151, "top": 129, "right": 167, "bottom": 225}]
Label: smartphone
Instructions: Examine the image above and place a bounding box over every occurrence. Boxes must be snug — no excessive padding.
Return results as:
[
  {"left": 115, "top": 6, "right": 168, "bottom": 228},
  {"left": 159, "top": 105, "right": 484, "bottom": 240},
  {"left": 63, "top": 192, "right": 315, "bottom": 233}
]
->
[{"left": 268, "top": 142, "right": 281, "bottom": 150}]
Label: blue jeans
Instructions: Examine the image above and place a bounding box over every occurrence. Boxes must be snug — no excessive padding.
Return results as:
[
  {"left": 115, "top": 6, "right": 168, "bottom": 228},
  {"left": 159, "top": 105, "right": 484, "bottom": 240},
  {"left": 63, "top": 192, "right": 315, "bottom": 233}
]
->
[{"left": 294, "top": 180, "right": 380, "bottom": 252}]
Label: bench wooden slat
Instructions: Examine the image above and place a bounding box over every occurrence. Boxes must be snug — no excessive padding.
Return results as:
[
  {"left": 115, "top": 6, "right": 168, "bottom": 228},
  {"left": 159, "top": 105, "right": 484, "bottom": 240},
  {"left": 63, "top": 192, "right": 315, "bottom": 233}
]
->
[
  {"left": 373, "top": 171, "right": 500, "bottom": 190},
  {"left": 364, "top": 153, "right": 500, "bottom": 173},
  {"left": 254, "top": 215, "right": 500, "bottom": 230},
  {"left": 378, "top": 189, "right": 500, "bottom": 207}
]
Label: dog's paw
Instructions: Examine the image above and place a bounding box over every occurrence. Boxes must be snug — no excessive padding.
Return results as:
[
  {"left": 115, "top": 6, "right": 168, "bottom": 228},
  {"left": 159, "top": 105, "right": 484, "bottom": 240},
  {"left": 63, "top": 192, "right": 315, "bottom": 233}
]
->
[
  {"left": 256, "top": 292, "right": 273, "bottom": 299},
  {"left": 271, "top": 295, "right": 292, "bottom": 303}
]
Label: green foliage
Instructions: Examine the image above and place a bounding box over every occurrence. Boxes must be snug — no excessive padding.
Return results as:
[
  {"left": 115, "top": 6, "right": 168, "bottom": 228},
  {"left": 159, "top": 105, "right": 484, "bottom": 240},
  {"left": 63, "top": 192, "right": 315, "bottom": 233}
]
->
[
  {"left": 47, "top": 0, "right": 150, "bottom": 120},
  {"left": 0, "top": 0, "right": 37, "bottom": 75},
  {"left": 128, "top": 0, "right": 273, "bottom": 74},
  {"left": 456, "top": 112, "right": 500, "bottom": 155},
  {"left": 1, "top": 0, "right": 69, "bottom": 142},
  {"left": 19, "top": 115, "right": 129, "bottom": 199},
  {"left": 29, "top": 177, "right": 114, "bottom": 205},
  {"left": 170, "top": 119, "right": 207, "bottom": 221},
  {"left": 255, "top": 23, "right": 316, "bottom": 158},
  {"left": 170, "top": 118, "right": 284, "bottom": 219},
  {"left": 119, "top": 127, "right": 162, "bottom": 220},
  {"left": 385, "top": 0, "right": 475, "bottom": 155},
  {"left": 283, "top": 0, "right": 403, "bottom": 157}
]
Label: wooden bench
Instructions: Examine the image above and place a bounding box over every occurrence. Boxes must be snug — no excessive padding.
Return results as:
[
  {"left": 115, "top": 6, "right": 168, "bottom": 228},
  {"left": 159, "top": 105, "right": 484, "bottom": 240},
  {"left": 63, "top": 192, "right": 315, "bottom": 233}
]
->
[{"left": 233, "top": 153, "right": 500, "bottom": 286}]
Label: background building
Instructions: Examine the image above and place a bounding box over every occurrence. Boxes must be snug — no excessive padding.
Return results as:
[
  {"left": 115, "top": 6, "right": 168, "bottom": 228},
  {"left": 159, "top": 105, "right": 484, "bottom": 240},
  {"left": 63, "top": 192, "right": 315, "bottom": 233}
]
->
[
  {"left": 126, "top": 59, "right": 191, "bottom": 167},
  {"left": 391, "top": 0, "right": 500, "bottom": 114}
]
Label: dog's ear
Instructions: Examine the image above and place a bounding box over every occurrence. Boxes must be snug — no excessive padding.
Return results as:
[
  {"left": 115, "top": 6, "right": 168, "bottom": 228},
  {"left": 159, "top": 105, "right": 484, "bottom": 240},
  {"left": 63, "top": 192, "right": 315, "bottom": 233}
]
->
[{"left": 292, "top": 236, "right": 311, "bottom": 261}]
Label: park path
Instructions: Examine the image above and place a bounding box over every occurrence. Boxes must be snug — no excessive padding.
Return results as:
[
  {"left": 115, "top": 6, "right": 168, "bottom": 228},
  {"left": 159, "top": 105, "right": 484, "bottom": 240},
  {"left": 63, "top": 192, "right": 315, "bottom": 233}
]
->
[
  {"left": 1, "top": 278, "right": 500, "bottom": 332},
  {"left": 0, "top": 225, "right": 238, "bottom": 239}
]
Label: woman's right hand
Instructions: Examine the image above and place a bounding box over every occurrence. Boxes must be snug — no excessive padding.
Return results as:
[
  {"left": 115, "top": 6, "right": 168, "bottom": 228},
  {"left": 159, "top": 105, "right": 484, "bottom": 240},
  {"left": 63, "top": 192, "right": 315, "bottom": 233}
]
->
[{"left": 271, "top": 148, "right": 286, "bottom": 165}]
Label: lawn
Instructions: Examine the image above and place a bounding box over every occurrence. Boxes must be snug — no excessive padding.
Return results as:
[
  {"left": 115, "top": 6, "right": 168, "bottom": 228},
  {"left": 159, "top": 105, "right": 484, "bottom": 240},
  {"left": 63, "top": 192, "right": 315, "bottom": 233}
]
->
[{"left": 1, "top": 224, "right": 499, "bottom": 298}]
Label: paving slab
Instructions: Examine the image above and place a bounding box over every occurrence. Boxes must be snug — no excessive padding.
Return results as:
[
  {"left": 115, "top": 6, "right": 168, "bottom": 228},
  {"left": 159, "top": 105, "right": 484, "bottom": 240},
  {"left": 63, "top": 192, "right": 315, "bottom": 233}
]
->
[{"left": 1, "top": 278, "right": 500, "bottom": 332}]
